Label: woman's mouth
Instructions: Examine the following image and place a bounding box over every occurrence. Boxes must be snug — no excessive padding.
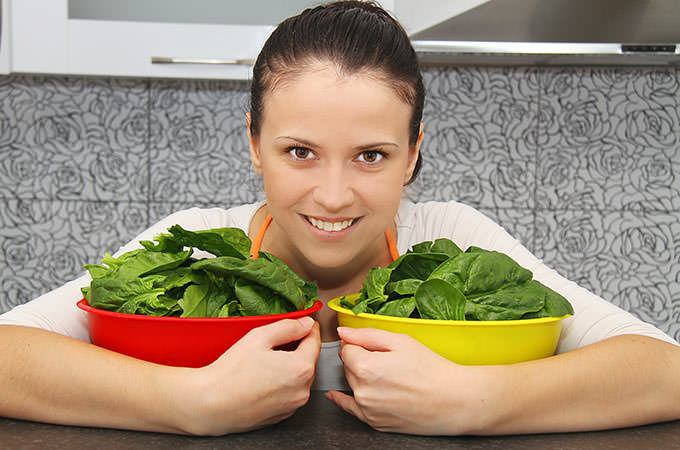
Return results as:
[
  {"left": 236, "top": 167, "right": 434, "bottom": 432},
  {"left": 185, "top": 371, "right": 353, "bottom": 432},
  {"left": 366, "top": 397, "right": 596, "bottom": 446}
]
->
[{"left": 305, "top": 216, "right": 358, "bottom": 232}]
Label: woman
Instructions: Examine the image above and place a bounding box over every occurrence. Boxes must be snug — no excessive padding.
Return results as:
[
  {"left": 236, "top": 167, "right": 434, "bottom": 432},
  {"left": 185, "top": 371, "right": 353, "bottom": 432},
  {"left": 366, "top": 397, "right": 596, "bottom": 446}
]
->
[{"left": 1, "top": 1, "right": 679, "bottom": 436}]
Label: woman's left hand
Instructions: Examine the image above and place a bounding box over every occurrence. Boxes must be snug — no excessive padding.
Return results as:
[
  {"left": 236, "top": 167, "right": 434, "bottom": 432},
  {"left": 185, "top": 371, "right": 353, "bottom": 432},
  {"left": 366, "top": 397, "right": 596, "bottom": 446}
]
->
[{"left": 325, "top": 326, "right": 484, "bottom": 435}]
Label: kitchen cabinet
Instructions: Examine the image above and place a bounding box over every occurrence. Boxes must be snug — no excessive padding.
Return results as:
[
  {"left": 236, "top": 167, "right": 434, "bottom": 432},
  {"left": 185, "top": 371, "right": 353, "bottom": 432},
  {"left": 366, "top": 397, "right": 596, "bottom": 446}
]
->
[
  {"left": 0, "top": 0, "right": 10, "bottom": 74},
  {"left": 3, "top": 0, "right": 478, "bottom": 80},
  {"left": 7, "top": 0, "right": 319, "bottom": 80}
]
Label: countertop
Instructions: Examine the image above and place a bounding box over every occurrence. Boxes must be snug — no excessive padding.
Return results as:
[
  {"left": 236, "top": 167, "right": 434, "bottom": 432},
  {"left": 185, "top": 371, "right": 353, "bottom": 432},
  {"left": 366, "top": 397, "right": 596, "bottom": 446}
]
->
[{"left": 1, "top": 392, "right": 679, "bottom": 449}]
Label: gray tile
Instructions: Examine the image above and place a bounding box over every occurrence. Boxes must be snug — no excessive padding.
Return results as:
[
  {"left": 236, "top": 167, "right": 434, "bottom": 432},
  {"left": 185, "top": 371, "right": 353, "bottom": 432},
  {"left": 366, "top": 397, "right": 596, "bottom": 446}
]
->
[
  {"left": 0, "top": 75, "right": 149, "bottom": 202},
  {"left": 410, "top": 67, "right": 539, "bottom": 208},
  {"left": 534, "top": 209, "right": 680, "bottom": 340},
  {"left": 148, "top": 79, "right": 259, "bottom": 205},
  {"left": 537, "top": 68, "right": 680, "bottom": 211},
  {"left": 0, "top": 199, "right": 148, "bottom": 312}
]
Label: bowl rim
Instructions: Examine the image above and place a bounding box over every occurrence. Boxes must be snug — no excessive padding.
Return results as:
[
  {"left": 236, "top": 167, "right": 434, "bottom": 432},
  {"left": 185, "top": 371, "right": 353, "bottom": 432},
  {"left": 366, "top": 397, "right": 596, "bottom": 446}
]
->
[
  {"left": 328, "top": 295, "right": 571, "bottom": 327},
  {"left": 77, "top": 298, "right": 322, "bottom": 322}
]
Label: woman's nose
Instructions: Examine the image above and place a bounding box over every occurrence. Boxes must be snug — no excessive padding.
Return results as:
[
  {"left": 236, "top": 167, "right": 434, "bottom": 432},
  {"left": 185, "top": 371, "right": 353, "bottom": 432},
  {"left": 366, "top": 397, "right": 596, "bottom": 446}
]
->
[{"left": 311, "top": 165, "right": 355, "bottom": 212}]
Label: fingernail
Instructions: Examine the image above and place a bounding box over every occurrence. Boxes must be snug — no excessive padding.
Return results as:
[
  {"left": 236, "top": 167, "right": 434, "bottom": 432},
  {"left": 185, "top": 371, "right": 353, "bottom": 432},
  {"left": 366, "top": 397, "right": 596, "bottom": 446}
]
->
[{"left": 300, "top": 316, "right": 315, "bottom": 327}]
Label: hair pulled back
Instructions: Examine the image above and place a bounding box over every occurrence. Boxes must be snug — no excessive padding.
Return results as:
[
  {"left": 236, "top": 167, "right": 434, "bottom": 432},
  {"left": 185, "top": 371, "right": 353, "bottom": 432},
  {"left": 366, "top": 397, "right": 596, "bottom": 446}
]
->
[{"left": 249, "top": 0, "right": 424, "bottom": 183}]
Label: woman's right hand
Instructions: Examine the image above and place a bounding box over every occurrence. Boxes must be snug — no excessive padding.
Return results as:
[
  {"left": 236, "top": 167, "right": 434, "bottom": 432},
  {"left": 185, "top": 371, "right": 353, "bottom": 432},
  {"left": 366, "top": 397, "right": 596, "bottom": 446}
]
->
[{"left": 177, "top": 316, "right": 321, "bottom": 436}]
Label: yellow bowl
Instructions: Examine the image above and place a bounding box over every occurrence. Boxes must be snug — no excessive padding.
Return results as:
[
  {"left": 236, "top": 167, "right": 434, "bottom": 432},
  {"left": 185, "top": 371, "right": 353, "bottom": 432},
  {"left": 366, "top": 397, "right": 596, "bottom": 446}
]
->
[{"left": 328, "top": 294, "right": 571, "bottom": 365}]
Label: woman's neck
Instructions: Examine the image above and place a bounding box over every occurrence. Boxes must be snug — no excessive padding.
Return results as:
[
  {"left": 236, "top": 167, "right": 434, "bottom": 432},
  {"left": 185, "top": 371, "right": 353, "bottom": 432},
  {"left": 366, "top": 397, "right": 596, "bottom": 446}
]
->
[{"left": 248, "top": 205, "right": 395, "bottom": 341}]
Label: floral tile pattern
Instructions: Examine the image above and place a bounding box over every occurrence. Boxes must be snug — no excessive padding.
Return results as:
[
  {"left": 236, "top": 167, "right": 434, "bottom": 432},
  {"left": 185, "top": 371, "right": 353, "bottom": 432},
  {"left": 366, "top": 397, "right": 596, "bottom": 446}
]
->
[
  {"left": 536, "top": 68, "right": 680, "bottom": 212},
  {"left": 1, "top": 67, "right": 679, "bottom": 341},
  {"left": 148, "top": 79, "right": 260, "bottom": 206},
  {"left": 0, "top": 199, "right": 148, "bottom": 311},
  {"left": 408, "top": 67, "right": 539, "bottom": 209},
  {"left": 0, "top": 75, "right": 149, "bottom": 202},
  {"left": 534, "top": 209, "right": 680, "bottom": 339}
]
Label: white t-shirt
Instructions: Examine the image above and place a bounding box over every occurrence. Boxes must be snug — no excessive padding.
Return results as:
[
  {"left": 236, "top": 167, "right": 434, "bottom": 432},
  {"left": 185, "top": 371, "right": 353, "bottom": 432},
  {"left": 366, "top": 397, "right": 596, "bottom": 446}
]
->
[{"left": 1, "top": 200, "right": 676, "bottom": 391}]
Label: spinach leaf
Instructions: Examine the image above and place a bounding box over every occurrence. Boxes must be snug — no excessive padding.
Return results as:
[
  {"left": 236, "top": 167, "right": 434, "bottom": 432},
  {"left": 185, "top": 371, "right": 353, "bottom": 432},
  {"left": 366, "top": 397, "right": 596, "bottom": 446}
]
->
[
  {"left": 415, "top": 279, "right": 466, "bottom": 320},
  {"left": 522, "top": 282, "right": 574, "bottom": 318},
  {"left": 385, "top": 278, "right": 422, "bottom": 296},
  {"left": 191, "top": 256, "right": 311, "bottom": 310},
  {"left": 347, "top": 238, "right": 573, "bottom": 322},
  {"left": 178, "top": 283, "right": 210, "bottom": 317},
  {"left": 388, "top": 252, "right": 451, "bottom": 281},
  {"left": 141, "top": 225, "right": 250, "bottom": 259},
  {"left": 234, "top": 278, "right": 293, "bottom": 316},
  {"left": 465, "top": 280, "right": 546, "bottom": 320},
  {"left": 83, "top": 225, "right": 318, "bottom": 317},
  {"left": 375, "top": 296, "right": 416, "bottom": 317}
]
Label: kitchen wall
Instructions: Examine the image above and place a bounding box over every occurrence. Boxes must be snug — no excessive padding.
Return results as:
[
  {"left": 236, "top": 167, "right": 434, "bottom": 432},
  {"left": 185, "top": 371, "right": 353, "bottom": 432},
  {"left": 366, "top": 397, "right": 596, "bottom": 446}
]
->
[{"left": 1, "top": 66, "right": 678, "bottom": 340}]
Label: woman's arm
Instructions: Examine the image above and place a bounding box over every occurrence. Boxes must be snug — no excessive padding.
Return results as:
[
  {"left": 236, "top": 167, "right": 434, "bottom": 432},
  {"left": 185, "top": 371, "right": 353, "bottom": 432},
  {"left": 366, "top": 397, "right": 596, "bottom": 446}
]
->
[
  {"left": 0, "top": 318, "right": 320, "bottom": 436},
  {"left": 326, "top": 327, "right": 680, "bottom": 435}
]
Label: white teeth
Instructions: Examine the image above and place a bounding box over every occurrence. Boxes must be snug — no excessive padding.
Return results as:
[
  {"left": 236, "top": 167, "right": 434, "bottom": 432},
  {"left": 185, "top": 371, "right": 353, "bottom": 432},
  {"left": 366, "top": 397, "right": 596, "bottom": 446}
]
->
[{"left": 308, "top": 217, "right": 353, "bottom": 232}]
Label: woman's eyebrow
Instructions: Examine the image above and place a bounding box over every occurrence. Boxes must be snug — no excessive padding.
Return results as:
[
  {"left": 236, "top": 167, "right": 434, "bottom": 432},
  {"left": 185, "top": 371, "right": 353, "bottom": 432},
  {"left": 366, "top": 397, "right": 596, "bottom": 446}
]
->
[
  {"left": 276, "top": 136, "right": 399, "bottom": 150},
  {"left": 275, "top": 136, "right": 319, "bottom": 148}
]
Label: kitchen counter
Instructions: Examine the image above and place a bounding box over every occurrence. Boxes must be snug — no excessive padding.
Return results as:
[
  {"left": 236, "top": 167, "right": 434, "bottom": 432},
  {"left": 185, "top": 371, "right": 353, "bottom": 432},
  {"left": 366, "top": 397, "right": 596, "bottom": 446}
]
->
[{"left": 1, "top": 392, "right": 679, "bottom": 449}]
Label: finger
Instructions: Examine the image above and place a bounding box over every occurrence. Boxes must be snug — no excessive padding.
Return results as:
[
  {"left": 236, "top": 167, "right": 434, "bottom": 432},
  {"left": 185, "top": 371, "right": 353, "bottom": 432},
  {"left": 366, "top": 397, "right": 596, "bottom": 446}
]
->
[
  {"left": 250, "top": 316, "right": 315, "bottom": 349},
  {"left": 294, "top": 321, "right": 321, "bottom": 361},
  {"left": 337, "top": 326, "right": 404, "bottom": 352},
  {"left": 325, "top": 390, "right": 368, "bottom": 422}
]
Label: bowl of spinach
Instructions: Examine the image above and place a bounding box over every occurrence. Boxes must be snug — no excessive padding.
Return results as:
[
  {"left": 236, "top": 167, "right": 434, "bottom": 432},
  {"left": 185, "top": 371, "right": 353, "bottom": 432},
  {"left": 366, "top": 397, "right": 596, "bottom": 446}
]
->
[
  {"left": 77, "top": 224, "right": 321, "bottom": 368},
  {"left": 328, "top": 238, "right": 573, "bottom": 365}
]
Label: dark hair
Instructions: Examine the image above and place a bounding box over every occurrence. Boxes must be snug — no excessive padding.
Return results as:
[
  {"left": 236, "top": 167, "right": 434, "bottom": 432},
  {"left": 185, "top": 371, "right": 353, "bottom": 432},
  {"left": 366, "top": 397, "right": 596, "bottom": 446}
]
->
[{"left": 249, "top": 0, "right": 424, "bottom": 183}]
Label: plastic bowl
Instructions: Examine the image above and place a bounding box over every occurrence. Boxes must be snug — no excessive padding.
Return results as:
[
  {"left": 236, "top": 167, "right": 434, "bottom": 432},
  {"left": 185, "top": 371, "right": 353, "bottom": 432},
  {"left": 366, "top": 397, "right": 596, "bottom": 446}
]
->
[
  {"left": 328, "top": 294, "right": 570, "bottom": 365},
  {"left": 77, "top": 299, "right": 322, "bottom": 367}
]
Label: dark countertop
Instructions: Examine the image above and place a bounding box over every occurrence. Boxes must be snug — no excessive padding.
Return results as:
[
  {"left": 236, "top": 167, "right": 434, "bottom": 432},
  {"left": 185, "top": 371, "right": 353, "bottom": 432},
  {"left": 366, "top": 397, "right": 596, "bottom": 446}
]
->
[{"left": 1, "top": 392, "right": 679, "bottom": 450}]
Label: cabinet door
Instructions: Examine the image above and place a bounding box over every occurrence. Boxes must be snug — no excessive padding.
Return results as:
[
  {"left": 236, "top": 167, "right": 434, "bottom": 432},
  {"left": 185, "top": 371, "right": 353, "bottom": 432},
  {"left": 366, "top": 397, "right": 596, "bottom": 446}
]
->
[
  {"left": 0, "top": 0, "right": 10, "bottom": 74},
  {"left": 68, "top": 0, "right": 321, "bottom": 80},
  {"left": 10, "top": 0, "right": 68, "bottom": 74}
]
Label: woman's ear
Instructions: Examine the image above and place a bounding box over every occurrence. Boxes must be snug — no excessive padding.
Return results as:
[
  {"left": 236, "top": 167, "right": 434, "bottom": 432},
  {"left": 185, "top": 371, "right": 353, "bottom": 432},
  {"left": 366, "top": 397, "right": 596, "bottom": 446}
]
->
[
  {"left": 405, "top": 122, "right": 424, "bottom": 184},
  {"left": 246, "top": 112, "right": 263, "bottom": 175}
]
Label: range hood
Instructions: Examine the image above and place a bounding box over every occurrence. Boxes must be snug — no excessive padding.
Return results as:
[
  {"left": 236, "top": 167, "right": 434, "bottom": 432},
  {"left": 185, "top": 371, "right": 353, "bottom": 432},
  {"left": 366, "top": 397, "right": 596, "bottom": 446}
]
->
[{"left": 409, "top": 0, "right": 680, "bottom": 66}]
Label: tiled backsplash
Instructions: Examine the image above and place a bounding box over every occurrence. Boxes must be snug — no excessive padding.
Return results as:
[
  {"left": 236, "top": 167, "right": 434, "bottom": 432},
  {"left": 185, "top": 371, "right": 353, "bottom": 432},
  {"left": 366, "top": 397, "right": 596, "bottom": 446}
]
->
[{"left": 1, "top": 67, "right": 678, "bottom": 340}]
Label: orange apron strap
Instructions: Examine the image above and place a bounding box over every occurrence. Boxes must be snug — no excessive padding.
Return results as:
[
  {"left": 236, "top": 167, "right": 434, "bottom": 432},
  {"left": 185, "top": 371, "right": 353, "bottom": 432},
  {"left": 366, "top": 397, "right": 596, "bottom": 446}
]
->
[
  {"left": 249, "top": 214, "right": 272, "bottom": 258},
  {"left": 385, "top": 228, "right": 399, "bottom": 262},
  {"left": 249, "top": 213, "right": 399, "bottom": 262}
]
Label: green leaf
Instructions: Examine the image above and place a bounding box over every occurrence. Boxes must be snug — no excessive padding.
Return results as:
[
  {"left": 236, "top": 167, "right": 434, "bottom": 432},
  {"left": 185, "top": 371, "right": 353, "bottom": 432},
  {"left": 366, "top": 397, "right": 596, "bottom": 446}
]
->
[
  {"left": 430, "top": 238, "right": 463, "bottom": 258},
  {"left": 415, "top": 279, "right": 466, "bottom": 320},
  {"left": 178, "top": 283, "right": 210, "bottom": 317},
  {"left": 364, "top": 267, "right": 392, "bottom": 300},
  {"left": 385, "top": 278, "right": 422, "bottom": 296},
  {"left": 375, "top": 297, "right": 416, "bottom": 317},
  {"left": 463, "top": 249, "right": 533, "bottom": 296},
  {"left": 388, "top": 252, "right": 450, "bottom": 281},
  {"left": 89, "top": 277, "right": 168, "bottom": 315},
  {"left": 466, "top": 280, "right": 546, "bottom": 320},
  {"left": 522, "top": 282, "right": 574, "bottom": 318},
  {"left": 234, "top": 278, "right": 292, "bottom": 316},
  {"left": 192, "top": 256, "right": 312, "bottom": 310}
]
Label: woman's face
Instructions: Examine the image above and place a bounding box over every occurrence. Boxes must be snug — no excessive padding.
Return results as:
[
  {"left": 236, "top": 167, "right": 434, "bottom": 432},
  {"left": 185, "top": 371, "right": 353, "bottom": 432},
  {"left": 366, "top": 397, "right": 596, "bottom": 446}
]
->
[{"left": 248, "top": 62, "right": 421, "bottom": 270}]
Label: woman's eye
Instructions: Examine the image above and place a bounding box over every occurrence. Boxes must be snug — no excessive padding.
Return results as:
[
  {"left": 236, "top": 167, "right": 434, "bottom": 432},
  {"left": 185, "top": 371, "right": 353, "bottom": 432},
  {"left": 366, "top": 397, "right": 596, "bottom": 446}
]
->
[
  {"left": 357, "top": 150, "right": 385, "bottom": 164},
  {"left": 288, "top": 147, "right": 314, "bottom": 160}
]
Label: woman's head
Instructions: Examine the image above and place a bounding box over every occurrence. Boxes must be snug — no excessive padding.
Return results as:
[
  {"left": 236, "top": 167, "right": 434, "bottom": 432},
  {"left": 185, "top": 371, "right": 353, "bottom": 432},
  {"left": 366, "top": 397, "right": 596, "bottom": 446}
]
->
[{"left": 249, "top": 0, "right": 424, "bottom": 184}]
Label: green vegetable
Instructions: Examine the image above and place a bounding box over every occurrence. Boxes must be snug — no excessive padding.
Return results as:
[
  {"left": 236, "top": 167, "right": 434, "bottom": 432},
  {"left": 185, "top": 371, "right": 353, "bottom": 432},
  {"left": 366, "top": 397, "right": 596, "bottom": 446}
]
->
[
  {"left": 346, "top": 238, "right": 573, "bottom": 321},
  {"left": 82, "top": 225, "right": 318, "bottom": 317}
]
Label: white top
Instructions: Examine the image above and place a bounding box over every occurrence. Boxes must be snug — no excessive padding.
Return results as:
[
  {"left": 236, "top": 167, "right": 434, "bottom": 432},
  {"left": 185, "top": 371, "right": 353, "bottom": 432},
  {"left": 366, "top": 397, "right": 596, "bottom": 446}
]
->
[{"left": 1, "top": 200, "right": 676, "bottom": 391}]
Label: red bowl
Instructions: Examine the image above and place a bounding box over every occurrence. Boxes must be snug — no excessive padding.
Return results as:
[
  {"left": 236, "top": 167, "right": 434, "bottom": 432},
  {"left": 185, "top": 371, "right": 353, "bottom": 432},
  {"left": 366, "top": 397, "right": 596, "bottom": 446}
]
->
[{"left": 77, "top": 299, "right": 322, "bottom": 368}]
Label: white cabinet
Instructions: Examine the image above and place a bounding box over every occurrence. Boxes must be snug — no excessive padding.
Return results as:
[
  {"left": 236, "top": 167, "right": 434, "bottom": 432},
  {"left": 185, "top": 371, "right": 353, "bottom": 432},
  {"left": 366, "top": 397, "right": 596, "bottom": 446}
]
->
[
  {"left": 3, "top": 0, "right": 471, "bottom": 80},
  {"left": 7, "top": 0, "right": 318, "bottom": 80},
  {"left": 0, "top": 0, "right": 12, "bottom": 74}
]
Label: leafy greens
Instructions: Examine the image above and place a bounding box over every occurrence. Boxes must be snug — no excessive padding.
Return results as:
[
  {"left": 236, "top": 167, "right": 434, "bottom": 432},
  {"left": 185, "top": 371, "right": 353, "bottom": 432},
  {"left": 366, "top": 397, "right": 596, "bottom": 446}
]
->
[
  {"left": 81, "top": 225, "right": 317, "bottom": 317},
  {"left": 340, "top": 238, "right": 573, "bottom": 321}
]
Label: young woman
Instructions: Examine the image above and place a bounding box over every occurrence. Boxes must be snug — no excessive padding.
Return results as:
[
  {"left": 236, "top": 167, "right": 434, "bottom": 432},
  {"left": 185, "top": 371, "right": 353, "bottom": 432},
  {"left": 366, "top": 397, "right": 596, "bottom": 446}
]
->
[{"left": 1, "top": 1, "right": 679, "bottom": 436}]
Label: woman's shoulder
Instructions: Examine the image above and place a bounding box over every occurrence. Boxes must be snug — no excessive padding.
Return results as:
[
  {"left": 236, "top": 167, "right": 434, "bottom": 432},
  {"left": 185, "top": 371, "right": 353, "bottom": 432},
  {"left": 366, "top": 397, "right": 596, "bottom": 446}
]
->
[
  {"left": 156, "top": 202, "right": 264, "bottom": 232},
  {"left": 395, "top": 199, "right": 502, "bottom": 253}
]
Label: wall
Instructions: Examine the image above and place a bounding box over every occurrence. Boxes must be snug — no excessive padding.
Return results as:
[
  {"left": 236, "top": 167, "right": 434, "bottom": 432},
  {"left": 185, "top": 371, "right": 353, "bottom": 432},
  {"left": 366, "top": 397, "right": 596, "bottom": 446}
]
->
[{"left": 1, "top": 66, "right": 678, "bottom": 340}]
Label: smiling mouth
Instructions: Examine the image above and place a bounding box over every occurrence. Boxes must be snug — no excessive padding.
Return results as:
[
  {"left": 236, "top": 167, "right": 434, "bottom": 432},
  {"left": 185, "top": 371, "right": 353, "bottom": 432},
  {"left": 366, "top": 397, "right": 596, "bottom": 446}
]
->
[{"left": 305, "top": 216, "right": 359, "bottom": 232}]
